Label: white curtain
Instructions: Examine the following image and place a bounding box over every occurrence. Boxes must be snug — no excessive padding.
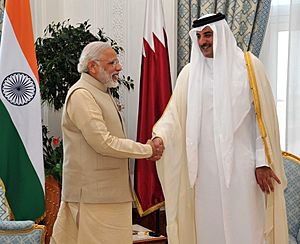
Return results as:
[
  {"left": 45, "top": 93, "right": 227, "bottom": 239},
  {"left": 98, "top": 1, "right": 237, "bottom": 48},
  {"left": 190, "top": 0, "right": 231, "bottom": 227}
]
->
[
  {"left": 260, "top": 0, "right": 300, "bottom": 156},
  {"left": 0, "top": 0, "right": 4, "bottom": 39}
]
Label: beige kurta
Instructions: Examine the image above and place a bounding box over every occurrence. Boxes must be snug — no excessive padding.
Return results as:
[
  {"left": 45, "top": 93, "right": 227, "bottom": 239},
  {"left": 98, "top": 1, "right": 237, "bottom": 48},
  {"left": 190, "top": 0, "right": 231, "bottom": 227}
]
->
[
  {"left": 61, "top": 73, "right": 152, "bottom": 204},
  {"left": 51, "top": 73, "right": 153, "bottom": 244},
  {"left": 50, "top": 202, "right": 132, "bottom": 244},
  {"left": 154, "top": 52, "right": 288, "bottom": 244}
]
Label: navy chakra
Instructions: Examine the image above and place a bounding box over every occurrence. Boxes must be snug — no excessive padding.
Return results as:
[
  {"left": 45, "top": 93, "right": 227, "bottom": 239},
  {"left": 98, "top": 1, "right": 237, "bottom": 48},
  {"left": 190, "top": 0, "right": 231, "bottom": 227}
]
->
[{"left": 1, "top": 72, "right": 36, "bottom": 106}]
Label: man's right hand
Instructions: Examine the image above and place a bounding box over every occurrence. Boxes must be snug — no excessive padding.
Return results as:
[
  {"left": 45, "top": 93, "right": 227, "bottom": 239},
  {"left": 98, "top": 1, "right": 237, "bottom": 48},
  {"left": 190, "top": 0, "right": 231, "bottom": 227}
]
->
[{"left": 147, "top": 137, "right": 165, "bottom": 161}]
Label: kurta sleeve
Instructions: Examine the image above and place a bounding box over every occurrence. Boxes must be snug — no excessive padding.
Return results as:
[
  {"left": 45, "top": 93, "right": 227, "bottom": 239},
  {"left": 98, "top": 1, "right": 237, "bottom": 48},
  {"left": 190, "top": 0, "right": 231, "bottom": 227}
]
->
[{"left": 67, "top": 89, "right": 152, "bottom": 159}]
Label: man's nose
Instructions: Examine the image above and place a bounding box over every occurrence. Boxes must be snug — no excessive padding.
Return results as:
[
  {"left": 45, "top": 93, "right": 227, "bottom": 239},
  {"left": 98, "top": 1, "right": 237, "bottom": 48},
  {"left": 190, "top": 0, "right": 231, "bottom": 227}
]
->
[
  {"left": 115, "top": 63, "right": 122, "bottom": 71},
  {"left": 198, "top": 37, "right": 206, "bottom": 46}
]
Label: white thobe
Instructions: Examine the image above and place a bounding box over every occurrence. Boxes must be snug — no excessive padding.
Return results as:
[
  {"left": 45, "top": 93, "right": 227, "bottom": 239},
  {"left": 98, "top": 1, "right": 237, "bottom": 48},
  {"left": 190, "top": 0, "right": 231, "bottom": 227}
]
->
[
  {"left": 195, "top": 60, "right": 226, "bottom": 243},
  {"left": 154, "top": 53, "right": 288, "bottom": 244},
  {"left": 194, "top": 60, "right": 266, "bottom": 244}
]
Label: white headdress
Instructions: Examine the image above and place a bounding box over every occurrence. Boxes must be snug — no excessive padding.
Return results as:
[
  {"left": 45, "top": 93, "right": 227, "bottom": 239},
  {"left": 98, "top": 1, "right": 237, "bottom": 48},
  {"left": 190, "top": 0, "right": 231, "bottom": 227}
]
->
[{"left": 186, "top": 13, "right": 251, "bottom": 187}]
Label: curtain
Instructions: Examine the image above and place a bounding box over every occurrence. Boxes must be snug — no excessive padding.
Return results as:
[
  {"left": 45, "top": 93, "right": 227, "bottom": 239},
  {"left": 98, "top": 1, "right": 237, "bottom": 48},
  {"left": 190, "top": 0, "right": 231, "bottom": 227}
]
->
[
  {"left": 0, "top": 0, "right": 4, "bottom": 38},
  {"left": 177, "top": 0, "right": 271, "bottom": 73},
  {"left": 260, "top": 0, "right": 300, "bottom": 156}
]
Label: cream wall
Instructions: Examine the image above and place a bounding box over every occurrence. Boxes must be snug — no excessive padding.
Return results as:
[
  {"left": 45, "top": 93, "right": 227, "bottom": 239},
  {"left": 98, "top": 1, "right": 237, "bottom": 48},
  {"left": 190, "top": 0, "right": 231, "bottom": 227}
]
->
[{"left": 30, "top": 0, "right": 177, "bottom": 141}]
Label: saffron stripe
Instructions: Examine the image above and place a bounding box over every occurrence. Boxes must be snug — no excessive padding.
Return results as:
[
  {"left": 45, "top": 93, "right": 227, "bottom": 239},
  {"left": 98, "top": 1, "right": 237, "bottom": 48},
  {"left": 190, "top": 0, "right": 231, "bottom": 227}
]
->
[{"left": 6, "top": 0, "right": 39, "bottom": 82}]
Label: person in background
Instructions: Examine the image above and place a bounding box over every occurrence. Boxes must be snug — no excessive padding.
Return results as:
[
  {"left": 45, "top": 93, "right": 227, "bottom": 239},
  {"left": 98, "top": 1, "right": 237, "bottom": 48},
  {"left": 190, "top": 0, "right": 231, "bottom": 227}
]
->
[
  {"left": 152, "top": 13, "right": 288, "bottom": 244},
  {"left": 50, "top": 41, "right": 164, "bottom": 244}
]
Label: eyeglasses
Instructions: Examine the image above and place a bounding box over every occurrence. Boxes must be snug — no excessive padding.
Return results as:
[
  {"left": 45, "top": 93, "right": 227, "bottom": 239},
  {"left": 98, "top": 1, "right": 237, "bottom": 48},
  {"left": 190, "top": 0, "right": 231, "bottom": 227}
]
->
[{"left": 95, "top": 59, "right": 120, "bottom": 67}]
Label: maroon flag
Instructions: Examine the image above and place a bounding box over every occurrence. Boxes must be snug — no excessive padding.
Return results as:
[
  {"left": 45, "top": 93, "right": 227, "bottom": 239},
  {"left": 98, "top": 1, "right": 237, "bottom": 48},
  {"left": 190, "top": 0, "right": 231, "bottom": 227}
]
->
[{"left": 134, "top": 0, "right": 172, "bottom": 217}]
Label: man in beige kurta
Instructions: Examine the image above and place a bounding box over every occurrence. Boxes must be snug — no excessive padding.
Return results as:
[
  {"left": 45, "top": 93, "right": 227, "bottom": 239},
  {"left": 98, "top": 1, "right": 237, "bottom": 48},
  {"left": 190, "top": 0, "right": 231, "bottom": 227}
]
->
[
  {"left": 153, "top": 13, "right": 288, "bottom": 244},
  {"left": 50, "top": 41, "right": 163, "bottom": 244}
]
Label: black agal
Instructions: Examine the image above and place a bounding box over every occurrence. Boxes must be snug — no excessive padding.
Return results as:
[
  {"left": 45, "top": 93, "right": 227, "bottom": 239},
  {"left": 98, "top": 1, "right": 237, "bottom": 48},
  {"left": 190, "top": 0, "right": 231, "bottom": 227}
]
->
[{"left": 192, "top": 13, "right": 225, "bottom": 28}]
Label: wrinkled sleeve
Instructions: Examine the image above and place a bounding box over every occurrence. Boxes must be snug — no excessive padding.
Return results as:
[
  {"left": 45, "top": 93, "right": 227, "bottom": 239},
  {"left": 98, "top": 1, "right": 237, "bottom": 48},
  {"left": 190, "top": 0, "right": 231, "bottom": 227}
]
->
[
  {"left": 67, "top": 89, "right": 152, "bottom": 159},
  {"left": 153, "top": 66, "right": 188, "bottom": 146},
  {"left": 153, "top": 93, "right": 184, "bottom": 244},
  {"left": 255, "top": 122, "right": 268, "bottom": 168},
  {"left": 154, "top": 64, "right": 196, "bottom": 244}
]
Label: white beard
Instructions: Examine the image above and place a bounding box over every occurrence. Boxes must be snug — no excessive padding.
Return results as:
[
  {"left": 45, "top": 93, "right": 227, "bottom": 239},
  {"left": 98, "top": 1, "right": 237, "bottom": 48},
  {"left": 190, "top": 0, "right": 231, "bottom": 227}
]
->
[
  {"left": 98, "top": 67, "right": 119, "bottom": 88},
  {"left": 106, "top": 79, "right": 119, "bottom": 88}
]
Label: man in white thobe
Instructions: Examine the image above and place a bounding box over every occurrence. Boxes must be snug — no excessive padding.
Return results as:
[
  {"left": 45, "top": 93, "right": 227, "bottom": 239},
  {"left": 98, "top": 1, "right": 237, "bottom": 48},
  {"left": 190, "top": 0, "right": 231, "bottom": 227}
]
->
[{"left": 152, "top": 13, "right": 288, "bottom": 244}]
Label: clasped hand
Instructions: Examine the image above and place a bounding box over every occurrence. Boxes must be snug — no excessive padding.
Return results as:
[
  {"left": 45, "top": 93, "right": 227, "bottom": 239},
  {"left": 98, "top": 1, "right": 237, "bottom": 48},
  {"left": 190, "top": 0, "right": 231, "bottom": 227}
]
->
[{"left": 147, "top": 137, "right": 165, "bottom": 161}]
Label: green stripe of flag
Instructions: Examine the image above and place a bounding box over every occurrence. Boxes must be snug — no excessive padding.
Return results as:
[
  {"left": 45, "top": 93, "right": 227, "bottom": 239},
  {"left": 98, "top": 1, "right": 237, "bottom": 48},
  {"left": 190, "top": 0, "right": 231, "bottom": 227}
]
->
[{"left": 0, "top": 100, "right": 45, "bottom": 220}]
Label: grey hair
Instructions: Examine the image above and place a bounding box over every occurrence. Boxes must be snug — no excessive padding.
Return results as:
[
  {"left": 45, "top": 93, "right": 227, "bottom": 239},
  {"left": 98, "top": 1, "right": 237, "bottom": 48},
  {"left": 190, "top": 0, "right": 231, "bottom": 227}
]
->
[{"left": 77, "top": 41, "right": 112, "bottom": 73}]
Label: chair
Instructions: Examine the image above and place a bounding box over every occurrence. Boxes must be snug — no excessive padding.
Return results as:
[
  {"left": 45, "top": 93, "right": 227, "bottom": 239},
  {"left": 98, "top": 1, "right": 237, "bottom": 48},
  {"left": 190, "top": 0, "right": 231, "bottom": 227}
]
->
[
  {"left": 0, "top": 177, "right": 46, "bottom": 244},
  {"left": 282, "top": 151, "right": 300, "bottom": 244}
]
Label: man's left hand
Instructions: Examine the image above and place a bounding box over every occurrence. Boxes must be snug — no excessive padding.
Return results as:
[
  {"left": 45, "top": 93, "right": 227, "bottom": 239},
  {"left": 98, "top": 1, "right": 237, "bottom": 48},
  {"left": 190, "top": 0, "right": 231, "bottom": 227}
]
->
[{"left": 255, "top": 166, "right": 281, "bottom": 194}]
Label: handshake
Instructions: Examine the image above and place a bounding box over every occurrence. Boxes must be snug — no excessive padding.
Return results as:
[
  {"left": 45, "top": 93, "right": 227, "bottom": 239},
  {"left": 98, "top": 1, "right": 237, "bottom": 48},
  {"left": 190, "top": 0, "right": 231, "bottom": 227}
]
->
[{"left": 146, "top": 137, "right": 165, "bottom": 161}]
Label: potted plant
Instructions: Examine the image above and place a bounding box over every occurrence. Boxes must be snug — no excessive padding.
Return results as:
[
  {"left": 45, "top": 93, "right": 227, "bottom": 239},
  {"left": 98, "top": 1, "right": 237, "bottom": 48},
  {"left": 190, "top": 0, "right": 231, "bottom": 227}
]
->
[
  {"left": 42, "top": 125, "right": 63, "bottom": 184},
  {"left": 41, "top": 125, "right": 63, "bottom": 243}
]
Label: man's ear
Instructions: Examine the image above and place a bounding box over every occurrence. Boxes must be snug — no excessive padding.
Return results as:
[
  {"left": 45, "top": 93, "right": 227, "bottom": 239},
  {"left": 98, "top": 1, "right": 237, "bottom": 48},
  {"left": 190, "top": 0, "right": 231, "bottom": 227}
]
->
[{"left": 87, "top": 61, "right": 96, "bottom": 75}]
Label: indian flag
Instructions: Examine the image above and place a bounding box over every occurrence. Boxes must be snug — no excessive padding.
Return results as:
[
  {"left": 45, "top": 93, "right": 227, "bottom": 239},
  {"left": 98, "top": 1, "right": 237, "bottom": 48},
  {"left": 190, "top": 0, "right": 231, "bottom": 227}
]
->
[{"left": 0, "top": 0, "right": 45, "bottom": 221}]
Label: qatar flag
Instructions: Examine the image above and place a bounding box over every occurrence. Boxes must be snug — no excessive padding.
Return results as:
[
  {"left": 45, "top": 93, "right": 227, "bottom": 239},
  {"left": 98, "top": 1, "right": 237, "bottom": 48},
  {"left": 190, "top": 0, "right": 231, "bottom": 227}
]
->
[{"left": 134, "top": 0, "right": 172, "bottom": 217}]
